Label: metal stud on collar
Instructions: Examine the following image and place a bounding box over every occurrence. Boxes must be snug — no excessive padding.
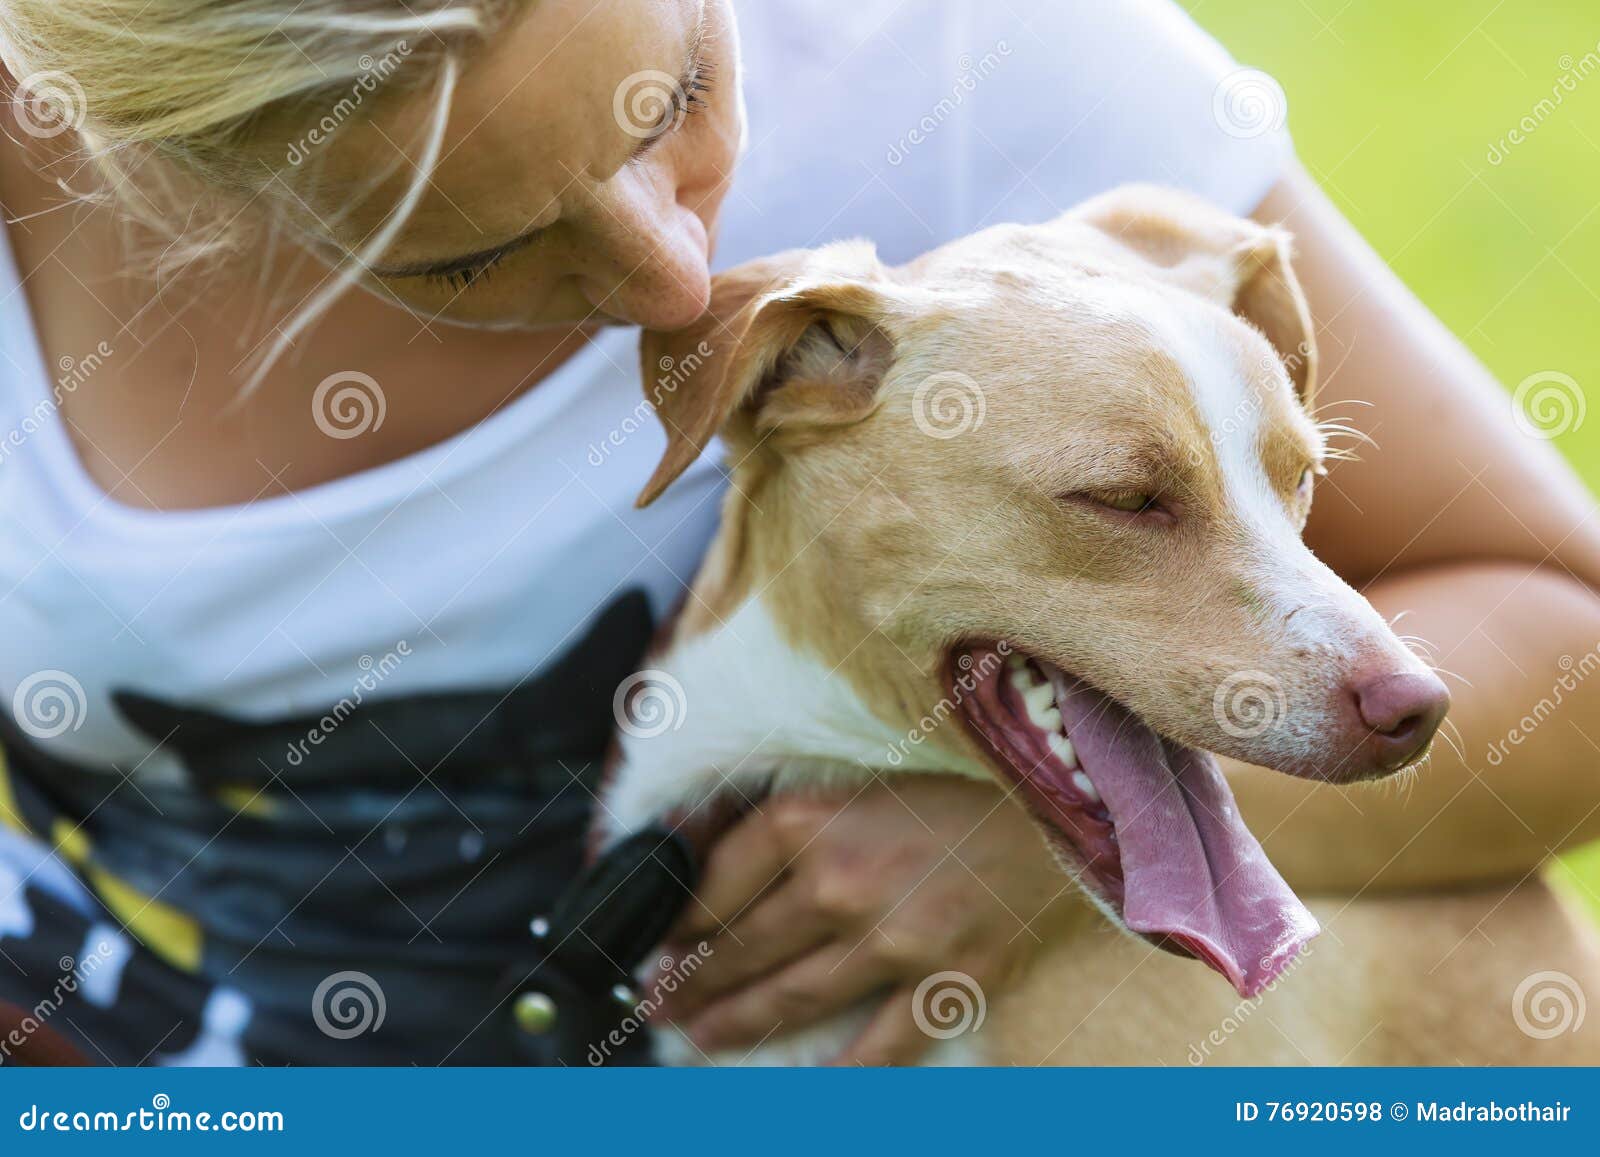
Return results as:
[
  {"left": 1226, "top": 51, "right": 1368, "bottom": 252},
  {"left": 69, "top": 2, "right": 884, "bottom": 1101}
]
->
[
  {"left": 513, "top": 991, "right": 558, "bottom": 1035},
  {"left": 515, "top": 916, "right": 559, "bottom": 1035}
]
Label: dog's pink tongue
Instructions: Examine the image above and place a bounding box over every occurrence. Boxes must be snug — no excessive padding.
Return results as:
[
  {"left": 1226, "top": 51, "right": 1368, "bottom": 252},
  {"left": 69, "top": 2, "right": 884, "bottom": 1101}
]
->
[{"left": 1052, "top": 675, "right": 1319, "bottom": 996}]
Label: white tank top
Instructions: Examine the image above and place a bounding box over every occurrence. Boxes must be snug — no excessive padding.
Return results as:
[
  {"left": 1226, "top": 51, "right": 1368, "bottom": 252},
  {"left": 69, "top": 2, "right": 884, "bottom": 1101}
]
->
[{"left": 0, "top": 0, "right": 1290, "bottom": 781}]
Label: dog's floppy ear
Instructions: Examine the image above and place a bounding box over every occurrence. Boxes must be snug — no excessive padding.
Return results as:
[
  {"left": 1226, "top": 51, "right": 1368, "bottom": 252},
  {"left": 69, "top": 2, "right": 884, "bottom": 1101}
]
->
[
  {"left": 636, "top": 242, "right": 893, "bottom": 508},
  {"left": 1069, "top": 185, "right": 1317, "bottom": 402}
]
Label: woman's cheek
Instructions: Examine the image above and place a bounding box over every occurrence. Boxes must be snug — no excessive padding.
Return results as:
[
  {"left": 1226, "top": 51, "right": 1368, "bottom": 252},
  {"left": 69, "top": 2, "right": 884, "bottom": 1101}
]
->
[{"left": 369, "top": 269, "right": 586, "bottom": 330}]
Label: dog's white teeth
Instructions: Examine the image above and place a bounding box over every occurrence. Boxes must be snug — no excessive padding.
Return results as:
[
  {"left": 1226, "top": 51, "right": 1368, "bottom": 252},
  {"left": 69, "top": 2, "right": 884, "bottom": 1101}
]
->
[
  {"left": 1034, "top": 704, "right": 1063, "bottom": 731},
  {"left": 1047, "top": 731, "right": 1075, "bottom": 765},
  {"left": 1008, "top": 664, "right": 1041, "bottom": 692},
  {"left": 1020, "top": 678, "right": 1054, "bottom": 711},
  {"left": 1071, "top": 770, "right": 1100, "bottom": 802}
]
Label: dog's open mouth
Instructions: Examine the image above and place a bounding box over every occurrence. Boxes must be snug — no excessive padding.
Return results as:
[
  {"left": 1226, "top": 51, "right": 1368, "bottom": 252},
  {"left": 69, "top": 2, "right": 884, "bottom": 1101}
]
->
[{"left": 951, "top": 644, "right": 1319, "bottom": 997}]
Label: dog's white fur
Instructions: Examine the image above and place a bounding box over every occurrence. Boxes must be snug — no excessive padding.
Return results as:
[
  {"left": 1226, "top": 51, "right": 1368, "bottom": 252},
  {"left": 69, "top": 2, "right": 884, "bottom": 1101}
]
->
[
  {"left": 603, "top": 598, "right": 976, "bottom": 840},
  {"left": 604, "top": 597, "right": 984, "bottom": 1065}
]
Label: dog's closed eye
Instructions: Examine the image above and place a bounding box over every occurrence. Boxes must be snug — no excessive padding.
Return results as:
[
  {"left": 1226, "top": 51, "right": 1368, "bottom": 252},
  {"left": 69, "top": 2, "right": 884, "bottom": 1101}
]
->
[
  {"left": 1065, "top": 489, "right": 1177, "bottom": 525},
  {"left": 1095, "top": 490, "right": 1159, "bottom": 513}
]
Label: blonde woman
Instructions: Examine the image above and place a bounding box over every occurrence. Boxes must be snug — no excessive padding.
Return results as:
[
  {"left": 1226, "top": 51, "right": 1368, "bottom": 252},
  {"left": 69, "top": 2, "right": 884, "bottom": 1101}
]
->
[{"left": 0, "top": 0, "right": 1596, "bottom": 1066}]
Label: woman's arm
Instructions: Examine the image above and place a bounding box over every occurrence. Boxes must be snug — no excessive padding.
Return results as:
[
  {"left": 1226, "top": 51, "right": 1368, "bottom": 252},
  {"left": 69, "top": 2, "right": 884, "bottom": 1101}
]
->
[{"left": 1229, "top": 163, "right": 1600, "bottom": 892}]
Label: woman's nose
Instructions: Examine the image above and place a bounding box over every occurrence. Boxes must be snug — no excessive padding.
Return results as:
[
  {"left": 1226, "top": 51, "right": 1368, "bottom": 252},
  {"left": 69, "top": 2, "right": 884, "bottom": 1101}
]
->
[{"left": 579, "top": 197, "right": 712, "bottom": 330}]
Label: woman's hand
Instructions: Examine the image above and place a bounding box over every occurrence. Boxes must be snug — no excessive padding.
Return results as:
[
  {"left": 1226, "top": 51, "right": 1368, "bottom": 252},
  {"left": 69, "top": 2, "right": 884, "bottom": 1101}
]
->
[{"left": 648, "top": 774, "right": 1083, "bottom": 1065}]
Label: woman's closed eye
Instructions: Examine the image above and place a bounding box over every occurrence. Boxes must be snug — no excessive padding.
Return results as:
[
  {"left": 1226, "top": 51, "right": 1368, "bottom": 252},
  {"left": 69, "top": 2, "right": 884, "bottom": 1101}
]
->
[
  {"left": 412, "top": 62, "right": 714, "bottom": 296},
  {"left": 374, "top": 224, "right": 548, "bottom": 295},
  {"left": 422, "top": 244, "right": 518, "bottom": 294},
  {"left": 628, "top": 57, "right": 717, "bottom": 163},
  {"left": 419, "top": 217, "right": 554, "bottom": 292}
]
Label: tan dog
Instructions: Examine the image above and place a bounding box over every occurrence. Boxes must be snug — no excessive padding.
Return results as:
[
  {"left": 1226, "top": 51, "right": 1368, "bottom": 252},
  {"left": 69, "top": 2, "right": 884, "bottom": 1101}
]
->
[{"left": 603, "top": 185, "right": 1600, "bottom": 1065}]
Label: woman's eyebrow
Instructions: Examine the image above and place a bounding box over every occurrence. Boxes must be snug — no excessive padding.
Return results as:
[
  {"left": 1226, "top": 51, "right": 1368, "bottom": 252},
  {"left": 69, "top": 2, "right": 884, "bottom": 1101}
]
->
[{"left": 371, "top": 223, "right": 546, "bottom": 281}]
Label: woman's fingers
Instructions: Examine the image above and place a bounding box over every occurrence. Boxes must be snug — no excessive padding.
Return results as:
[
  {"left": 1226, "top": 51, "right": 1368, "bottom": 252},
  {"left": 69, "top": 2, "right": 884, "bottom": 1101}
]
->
[
  {"left": 668, "top": 808, "right": 791, "bottom": 942},
  {"left": 654, "top": 880, "right": 832, "bottom": 1022},
  {"left": 683, "top": 940, "right": 892, "bottom": 1052},
  {"left": 830, "top": 986, "right": 933, "bottom": 1067}
]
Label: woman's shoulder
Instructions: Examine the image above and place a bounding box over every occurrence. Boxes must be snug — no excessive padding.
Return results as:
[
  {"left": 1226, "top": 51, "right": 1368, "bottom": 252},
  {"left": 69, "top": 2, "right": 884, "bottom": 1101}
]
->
[{"left": 718, "top": 0, "right": 1291, "bottom": 268}]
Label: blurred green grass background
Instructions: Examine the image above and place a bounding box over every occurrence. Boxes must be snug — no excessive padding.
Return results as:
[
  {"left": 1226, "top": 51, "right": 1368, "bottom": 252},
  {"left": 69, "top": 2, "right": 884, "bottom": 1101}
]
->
[{"left": 1187, "top": 0, "right": 1600, "bottom": 920}]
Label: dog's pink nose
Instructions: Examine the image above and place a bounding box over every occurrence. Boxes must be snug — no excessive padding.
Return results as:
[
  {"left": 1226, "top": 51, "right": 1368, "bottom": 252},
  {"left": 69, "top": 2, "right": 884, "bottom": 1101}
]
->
[{"left": 1352, "top": 672, "right": 1450, "bottom": 773}]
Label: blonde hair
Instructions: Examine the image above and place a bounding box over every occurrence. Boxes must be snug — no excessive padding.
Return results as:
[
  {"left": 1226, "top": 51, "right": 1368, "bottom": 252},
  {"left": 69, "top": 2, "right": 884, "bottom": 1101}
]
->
[{"left": 0, "top": 1, "right": 517, "bottom": 384}]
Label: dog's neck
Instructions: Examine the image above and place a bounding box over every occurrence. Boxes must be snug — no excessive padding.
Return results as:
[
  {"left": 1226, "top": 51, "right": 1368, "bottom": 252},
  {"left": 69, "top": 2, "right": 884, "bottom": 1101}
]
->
[
  {"left": 604, "top": 490, "right": 982, "bottom": 839},
  {"left": 606, "top": 594, "right": 980, "bottom": 838}
]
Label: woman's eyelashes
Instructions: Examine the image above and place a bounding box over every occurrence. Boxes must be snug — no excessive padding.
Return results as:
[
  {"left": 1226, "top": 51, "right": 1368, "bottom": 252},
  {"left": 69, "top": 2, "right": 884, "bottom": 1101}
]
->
[
  {"left": 685, "top": 58, "right": 716, "bottom": 113},
  {"left": 420, "top": 228, "right": 549, "bottom": 294},
  {"left": 630, "top": 58, "right": 717, "bottom": 162},
  {"left": 424, "top": 249, "right": 511, "bottom": 293}
]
